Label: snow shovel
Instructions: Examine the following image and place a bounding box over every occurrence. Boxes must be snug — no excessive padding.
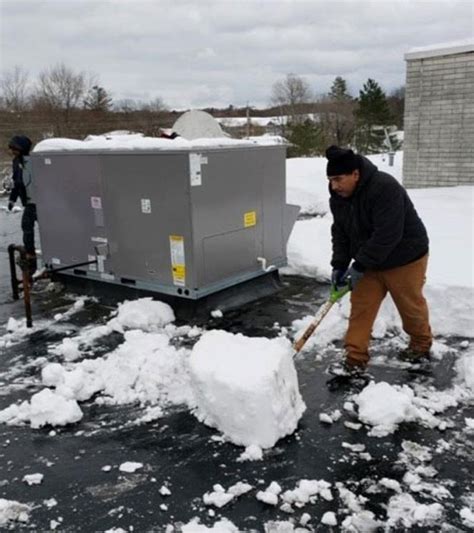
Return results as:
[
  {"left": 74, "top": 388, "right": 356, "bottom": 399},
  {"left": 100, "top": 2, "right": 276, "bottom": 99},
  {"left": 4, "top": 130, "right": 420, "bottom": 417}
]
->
[{"left": 293, "top": 284, "right": 350, "bottom": 355}]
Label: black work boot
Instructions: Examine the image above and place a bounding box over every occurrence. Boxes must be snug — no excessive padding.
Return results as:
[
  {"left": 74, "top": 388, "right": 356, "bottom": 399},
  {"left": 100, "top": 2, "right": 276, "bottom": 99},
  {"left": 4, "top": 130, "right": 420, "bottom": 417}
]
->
[
  {"left": 398, "top": 348, "right": 431, "bottom": 362},
  {"left": 328, "top": 359, "right": 368, "bottom": 378}
]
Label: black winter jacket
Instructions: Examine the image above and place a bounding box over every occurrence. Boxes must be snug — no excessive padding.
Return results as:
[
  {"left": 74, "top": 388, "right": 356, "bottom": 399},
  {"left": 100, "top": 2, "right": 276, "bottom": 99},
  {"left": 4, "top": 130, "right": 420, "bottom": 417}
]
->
[
  {"left": 329, "top": 155, "right": 429, "bottom": 272},
  {"left": 9, "top": 156, "right": 28, "bottom": 206}
]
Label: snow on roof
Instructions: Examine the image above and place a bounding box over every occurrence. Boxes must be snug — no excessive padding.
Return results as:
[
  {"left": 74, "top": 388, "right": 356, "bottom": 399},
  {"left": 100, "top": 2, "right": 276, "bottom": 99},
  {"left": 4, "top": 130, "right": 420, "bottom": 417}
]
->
[
  {"left": 33, "top": 133, "right": 287, "bottom": 153},
  {"left": 405, "top": 38, "right": 474, "bottom": 60}
]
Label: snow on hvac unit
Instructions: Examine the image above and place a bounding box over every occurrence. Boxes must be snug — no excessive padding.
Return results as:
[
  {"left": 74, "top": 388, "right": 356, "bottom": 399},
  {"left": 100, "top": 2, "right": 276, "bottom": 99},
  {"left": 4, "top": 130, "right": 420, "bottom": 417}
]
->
[{"left": 32, "top": 131, "right": 299, "bottom": 303}]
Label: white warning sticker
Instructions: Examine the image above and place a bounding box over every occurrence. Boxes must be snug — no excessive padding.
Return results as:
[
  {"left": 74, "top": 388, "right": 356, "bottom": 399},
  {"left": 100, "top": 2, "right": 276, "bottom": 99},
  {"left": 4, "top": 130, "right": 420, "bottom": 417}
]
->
[
  {"left": 169, "top": 235, "right": 186, "bottom": 286},
  {"left": 189, "top": 153, "right": 202, "bottom": 186},
  {"left": 141, "top": 198, "right": 152, "bottom": 214},
  {"left": 91, "top": 196, "right": 102, "bottom": 209},
  {"left": 44, "top": 158, "right": 51, "bottom": 165}
]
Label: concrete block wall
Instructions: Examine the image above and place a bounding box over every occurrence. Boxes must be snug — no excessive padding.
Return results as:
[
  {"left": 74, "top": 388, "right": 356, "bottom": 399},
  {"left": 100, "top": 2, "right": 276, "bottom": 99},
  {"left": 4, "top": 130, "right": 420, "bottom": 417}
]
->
[{"left": 403, "top": 49, "right": 474, "bottom": 188}]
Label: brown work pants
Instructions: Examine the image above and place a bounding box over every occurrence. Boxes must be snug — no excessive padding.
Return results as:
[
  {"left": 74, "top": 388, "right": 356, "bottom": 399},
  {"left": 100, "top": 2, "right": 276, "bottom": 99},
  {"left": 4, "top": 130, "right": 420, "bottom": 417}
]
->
[{"left": 345, "top": 254, "right": 432, "bottom": 366}]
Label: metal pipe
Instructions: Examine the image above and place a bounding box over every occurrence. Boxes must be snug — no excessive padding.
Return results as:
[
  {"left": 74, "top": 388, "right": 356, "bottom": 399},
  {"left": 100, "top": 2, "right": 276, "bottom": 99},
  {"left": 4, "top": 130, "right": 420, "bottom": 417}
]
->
[
  {"left": 7, "top": 244, "right": 19, "bottom": 300},
  {"left": 21, "top": 261, "right": 33, "bottom": 328},
  {"left": 47, "top": 259, "right": 97, "bottom": 274}
]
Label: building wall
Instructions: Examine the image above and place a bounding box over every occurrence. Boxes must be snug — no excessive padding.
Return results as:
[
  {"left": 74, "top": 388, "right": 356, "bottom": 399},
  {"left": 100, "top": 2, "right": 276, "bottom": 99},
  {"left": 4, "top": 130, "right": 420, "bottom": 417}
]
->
[{"left": 403, "top": 51, "right": 474, "bottom": 187}]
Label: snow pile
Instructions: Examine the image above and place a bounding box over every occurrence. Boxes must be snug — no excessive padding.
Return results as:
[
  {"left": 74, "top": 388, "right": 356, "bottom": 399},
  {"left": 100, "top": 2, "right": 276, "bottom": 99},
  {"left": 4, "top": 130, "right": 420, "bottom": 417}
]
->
[
  {"left": 108, "top": 298, "right": 175, "bottom": 331},
  {"left": 203, "top": 482, "right": 253, "bottom": 508},
  {"left": 0, "top": 301, "right": 192, "bottom": 428},
  {"left": 48, "top": 298, "right": 177, "bottom": 363},
  {"left": 42, "top": 330, "right": 192, "bottom": 407},
  {"left": 0, "top": 388, "right": 83, "bottom": 428},
  {"left": 281, "top": 479, "right": 333, "bottom": 508},
  {"left": 354, "top": 379, "right": 469, "bottom": 436},
  {"left": 355, "top": 382, "right": 416, "bottom": 436},
  {"left": 386, "top": 493, "right": 443, "bottom": 528},
  {"left": 189, "top": 330, "right": 306, "bottom": 448},
  {"left": 0, "top": 499, "right": 31, "bottom": 527}
]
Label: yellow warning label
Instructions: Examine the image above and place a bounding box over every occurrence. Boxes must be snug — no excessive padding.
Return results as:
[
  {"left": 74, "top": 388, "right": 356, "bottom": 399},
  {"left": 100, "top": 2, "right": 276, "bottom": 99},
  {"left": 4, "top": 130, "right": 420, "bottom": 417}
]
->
[
  {"left": 244, "top": 211, "right": 257, "bottom": 228},
  {"left": 169, "top": 235, "right": 186, "bottom": 286},
  {"left": 172, "top": 265, "right": 186, "bottom": 283}
]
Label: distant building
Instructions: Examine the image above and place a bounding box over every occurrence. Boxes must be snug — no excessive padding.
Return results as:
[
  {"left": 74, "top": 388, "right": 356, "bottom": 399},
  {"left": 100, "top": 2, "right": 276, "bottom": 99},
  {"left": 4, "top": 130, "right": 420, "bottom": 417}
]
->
[{"left": 403, "top": 39, "right": 474, "bottom": 187}]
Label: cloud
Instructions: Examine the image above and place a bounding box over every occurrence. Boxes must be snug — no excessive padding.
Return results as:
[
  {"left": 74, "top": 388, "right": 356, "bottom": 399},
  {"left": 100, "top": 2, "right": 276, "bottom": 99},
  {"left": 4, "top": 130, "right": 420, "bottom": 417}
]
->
[{"left": 0, "top": 0, "right": 472, "bottom": 108}]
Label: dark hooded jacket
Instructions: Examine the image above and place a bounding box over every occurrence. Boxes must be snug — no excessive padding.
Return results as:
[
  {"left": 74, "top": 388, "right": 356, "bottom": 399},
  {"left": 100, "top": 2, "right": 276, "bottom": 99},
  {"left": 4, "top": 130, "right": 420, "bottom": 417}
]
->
[
  {"left": 8, "top": 135, "right": 33, "bottom": 206},
  {"left": 329, "top": 155, "right": 429, "bottom": 272}
]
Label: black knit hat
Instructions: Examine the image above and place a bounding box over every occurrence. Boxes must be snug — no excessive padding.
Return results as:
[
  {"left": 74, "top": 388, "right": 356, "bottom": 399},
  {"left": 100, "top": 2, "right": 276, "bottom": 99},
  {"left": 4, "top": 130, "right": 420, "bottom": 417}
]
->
[
  {"left": 326, "top": 145, "right": 359, "bottom": 176},
  {"left": 8, "top": 135, "right": 32, "bottom": 156}
]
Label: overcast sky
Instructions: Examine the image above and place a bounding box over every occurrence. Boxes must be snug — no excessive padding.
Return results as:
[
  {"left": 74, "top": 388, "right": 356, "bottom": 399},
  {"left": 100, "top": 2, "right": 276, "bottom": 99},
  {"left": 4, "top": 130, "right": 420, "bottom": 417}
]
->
[{"left": 1, "top": 0, "right": 473, "bottom": 110}]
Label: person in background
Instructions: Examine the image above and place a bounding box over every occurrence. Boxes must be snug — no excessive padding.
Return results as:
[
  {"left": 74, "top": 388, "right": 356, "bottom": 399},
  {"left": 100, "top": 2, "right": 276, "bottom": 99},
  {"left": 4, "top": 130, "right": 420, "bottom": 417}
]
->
[
  {"left": 325, "top": 145, "right": 432, "bottom": 377},
  {"left": 7, "top": 135, "right": 37, "bottom": 274}
]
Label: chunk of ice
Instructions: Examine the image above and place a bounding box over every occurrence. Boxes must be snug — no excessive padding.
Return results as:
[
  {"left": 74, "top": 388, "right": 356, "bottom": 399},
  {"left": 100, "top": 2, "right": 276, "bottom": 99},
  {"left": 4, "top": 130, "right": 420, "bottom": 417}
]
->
[{"left": 189, "top": 331, "right": 306, "bottom": 448}]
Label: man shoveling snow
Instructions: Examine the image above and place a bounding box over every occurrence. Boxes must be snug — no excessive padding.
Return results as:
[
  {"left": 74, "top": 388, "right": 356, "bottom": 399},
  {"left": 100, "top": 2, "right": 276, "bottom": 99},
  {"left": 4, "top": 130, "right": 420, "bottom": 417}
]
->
[{"left": 323, "top": 146, "right": 432, "bottom": 378}]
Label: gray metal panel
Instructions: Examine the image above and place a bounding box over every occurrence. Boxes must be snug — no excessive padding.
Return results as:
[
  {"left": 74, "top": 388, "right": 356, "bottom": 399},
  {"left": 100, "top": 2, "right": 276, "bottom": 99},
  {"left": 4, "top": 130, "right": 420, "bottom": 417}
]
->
[
  {"left": 32, "top": 154, "right": 106, "bottom": 265},
  {"left": 189, "top": 148, "right": 264, "bottom": 286},
  {"left": 202, "top": 228, "right": 257, "bottom": 285},
  {"left": 99, "top": 154, "right": 194, "bottom": 288},
  {"left": 260, "top": 146, "right": 287, "bottom": 262}
]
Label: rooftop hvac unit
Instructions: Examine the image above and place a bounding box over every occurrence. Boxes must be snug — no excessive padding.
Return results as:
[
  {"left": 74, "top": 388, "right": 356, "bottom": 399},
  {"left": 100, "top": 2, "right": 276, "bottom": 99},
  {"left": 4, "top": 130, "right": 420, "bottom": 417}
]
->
[{"left": 32, "top": 123, "right": 299, "bottom": 311}]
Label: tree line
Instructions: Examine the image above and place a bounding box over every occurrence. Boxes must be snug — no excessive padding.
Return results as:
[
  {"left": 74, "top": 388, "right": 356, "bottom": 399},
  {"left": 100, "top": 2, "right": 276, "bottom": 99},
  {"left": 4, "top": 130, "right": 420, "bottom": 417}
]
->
[
  {"left": 271, "top": 74, "right": 404, "bottom": 157},
  {"left": 1, "top": 64, "right": 404, "bottom": 161},
  {"left": 0, "top": 63, "right": 172, "bottom": 161}
]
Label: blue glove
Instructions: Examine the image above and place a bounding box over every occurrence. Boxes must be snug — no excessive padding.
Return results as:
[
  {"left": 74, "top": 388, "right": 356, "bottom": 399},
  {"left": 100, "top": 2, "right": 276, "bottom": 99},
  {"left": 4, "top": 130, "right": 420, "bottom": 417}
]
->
[
  {"left": 343, "top": 264, "right": 364, "bottom": 290},
  {"left": 331, "top": 269, "right": 346, "bottom": 289}
]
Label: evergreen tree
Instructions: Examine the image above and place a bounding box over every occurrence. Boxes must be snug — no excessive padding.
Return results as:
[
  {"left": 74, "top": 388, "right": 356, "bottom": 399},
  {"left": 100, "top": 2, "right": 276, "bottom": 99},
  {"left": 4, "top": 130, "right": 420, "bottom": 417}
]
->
[
  {"left": 287, "top": 119, "right": 325, "bottom": 157},
  {"left": 84, "top": 85, "right": 112, "bottom": 112},
  {"left": 329, "top": 76, "right": 351, "bottom": 102},
  {"left": 355, "top": 78, "right": 393, "bottom": 154},
  {"left": 326, "top": 76, "right": 354, "bottom": 146}
]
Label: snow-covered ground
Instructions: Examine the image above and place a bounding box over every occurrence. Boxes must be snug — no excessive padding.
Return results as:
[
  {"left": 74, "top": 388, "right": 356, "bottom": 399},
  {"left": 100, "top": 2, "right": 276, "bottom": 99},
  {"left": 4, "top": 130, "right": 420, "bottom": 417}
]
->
[{"left": 0, "top": 150, "right": 473, "bottom": 531}]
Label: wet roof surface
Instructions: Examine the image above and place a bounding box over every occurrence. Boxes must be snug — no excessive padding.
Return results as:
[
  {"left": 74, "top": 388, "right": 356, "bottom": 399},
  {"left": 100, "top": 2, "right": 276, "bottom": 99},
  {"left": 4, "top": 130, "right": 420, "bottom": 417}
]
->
[{"left": 0, "top": 199, "right": 472, "bottom": 531}]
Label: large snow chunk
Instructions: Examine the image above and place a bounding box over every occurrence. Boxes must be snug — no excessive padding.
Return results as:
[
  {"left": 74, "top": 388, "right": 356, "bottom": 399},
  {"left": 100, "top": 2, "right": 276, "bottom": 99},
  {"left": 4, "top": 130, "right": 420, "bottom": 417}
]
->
[
  {"left": 189, "top": 330, "right": 306, "bottom": 448},
  {"left": 355, "top": 382, "right": 415, "bottom": 435},
  {"left": 110, "top": 298, "right": 175, "bottom": 331},
  {"left": 0, "top": 389, "right": 83, "bottom": 428},
  {"left": 0, "top": 499, "right": 31, "bottom": 527}
]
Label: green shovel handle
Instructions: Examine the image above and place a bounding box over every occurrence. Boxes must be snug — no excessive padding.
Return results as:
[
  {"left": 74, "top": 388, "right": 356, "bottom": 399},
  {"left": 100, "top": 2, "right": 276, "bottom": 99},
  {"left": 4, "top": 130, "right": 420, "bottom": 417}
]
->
[{"left": 329, "top": 284, "right": 350, "bottom": 303}]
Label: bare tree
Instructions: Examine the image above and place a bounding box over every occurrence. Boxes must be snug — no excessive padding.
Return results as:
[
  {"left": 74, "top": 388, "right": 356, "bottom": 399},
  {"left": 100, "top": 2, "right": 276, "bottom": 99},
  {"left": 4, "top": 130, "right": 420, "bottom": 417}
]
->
[
  {"left": 0, "top": 66, "right": 30, "bottom": 112},
  {"left": 271, "top": 73, "right": 313, "bottom": 128},
  {"left": 35, "top": 63, "right": 88, "bottom": 116},
  {"left": 113, "top": 98, "right": 141, "bottom": 113},
  {"left": 31, "top": 63, "right": 92, "bottom": 135},
  {"left": 141, "top": 97, "right": 167, "bottom": 113}
]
